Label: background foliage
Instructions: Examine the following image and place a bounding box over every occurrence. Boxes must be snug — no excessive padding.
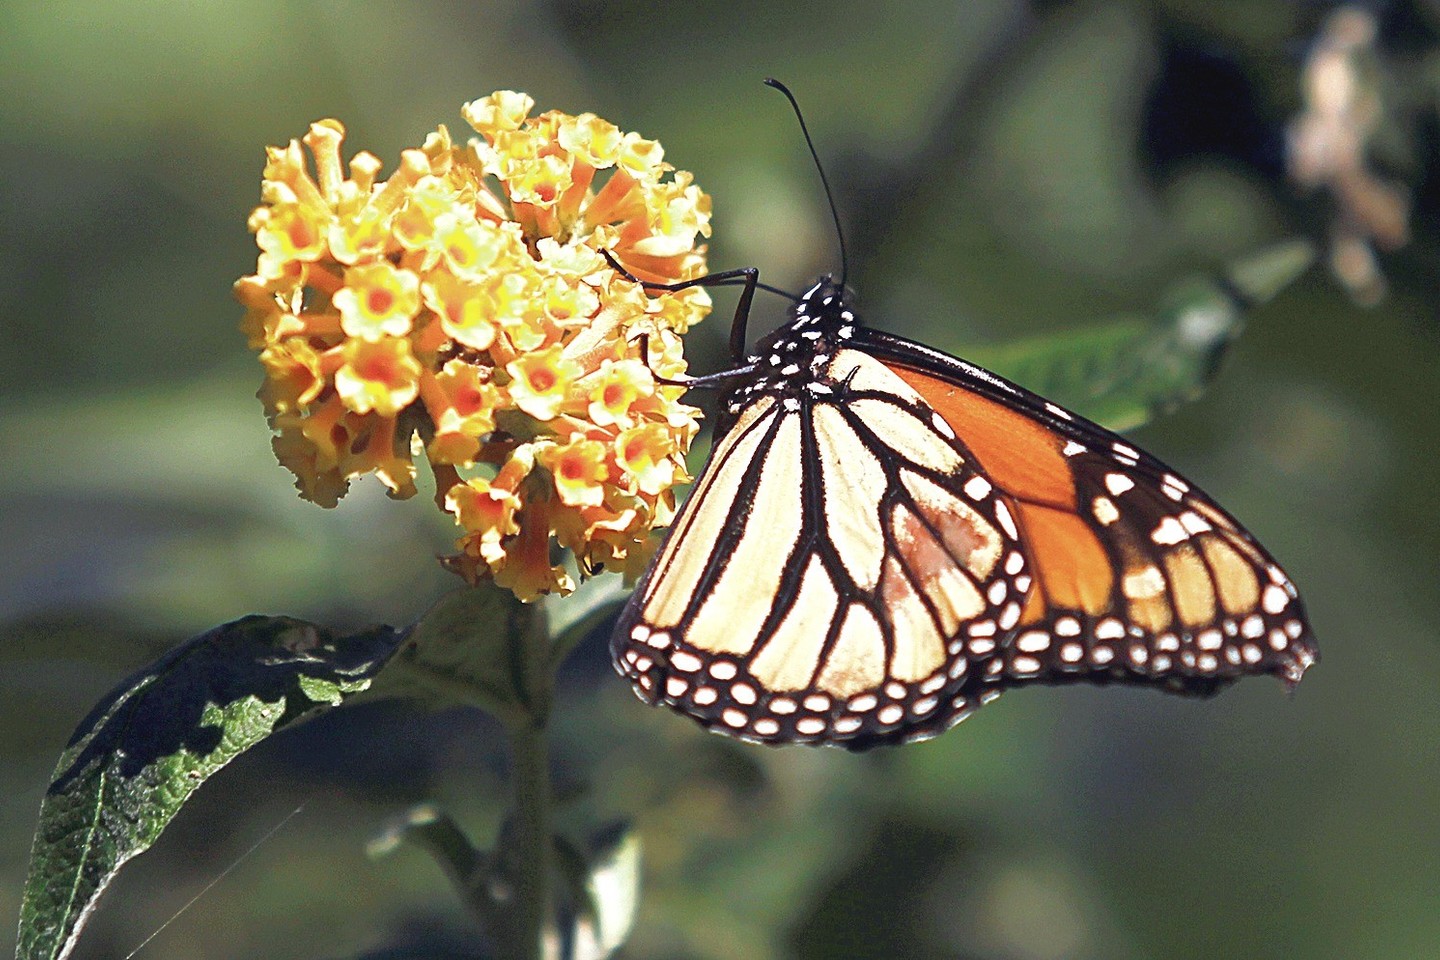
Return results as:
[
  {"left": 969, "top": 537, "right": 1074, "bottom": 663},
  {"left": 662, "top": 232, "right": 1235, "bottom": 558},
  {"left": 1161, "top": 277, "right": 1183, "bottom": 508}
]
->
[{"left": 2, "top": 1, "right": 1438, "bottom": 958}]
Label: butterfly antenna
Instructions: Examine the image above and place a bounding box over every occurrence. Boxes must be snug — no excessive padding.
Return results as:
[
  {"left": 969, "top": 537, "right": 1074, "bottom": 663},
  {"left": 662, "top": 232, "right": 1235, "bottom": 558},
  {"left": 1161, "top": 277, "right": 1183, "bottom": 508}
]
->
[{"left": 764, "top": 78, "right": 849, "bottom": 289}]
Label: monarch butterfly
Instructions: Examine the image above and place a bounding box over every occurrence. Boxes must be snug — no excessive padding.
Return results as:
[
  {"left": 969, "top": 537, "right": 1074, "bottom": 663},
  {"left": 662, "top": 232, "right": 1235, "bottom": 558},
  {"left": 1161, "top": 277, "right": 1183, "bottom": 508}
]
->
[{"left": 609, "top": 81, "right": 1317, "bottom": 749}]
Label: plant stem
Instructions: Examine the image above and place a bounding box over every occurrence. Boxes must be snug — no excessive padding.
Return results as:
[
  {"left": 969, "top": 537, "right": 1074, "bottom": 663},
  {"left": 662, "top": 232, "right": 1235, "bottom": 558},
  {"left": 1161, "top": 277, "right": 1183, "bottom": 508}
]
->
[{"left": 508, "top": 717, "right": 551, "bottom": 960}]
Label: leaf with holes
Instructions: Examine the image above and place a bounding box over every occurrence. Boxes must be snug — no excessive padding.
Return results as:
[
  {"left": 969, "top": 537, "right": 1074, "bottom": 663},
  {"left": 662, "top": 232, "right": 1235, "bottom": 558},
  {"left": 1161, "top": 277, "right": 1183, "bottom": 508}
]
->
[{"left": 15, "top": 615, "right": 404, "bottom": 960}]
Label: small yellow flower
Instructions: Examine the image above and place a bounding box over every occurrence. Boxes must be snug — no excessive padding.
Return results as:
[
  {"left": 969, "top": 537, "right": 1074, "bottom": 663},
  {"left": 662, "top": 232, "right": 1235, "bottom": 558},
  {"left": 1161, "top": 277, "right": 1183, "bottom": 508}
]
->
[
  {"left": 559, "top": 113, "right": 623, "bottom": 168},
  {"left": 335, "top": 337, "right": 422, "bottom": 416},
  {"left": 647, "top": 283, "right": 712, "bottom": 335},
  {"left": 423, "top": 271, "right": 497, "bottom": 350},
  {"left": 447, "top": 475, "right": 523, "bottom": 564},
  {"left": 492, "top": 272, "right": 549, "bottom": 353},
  {"left": 506, "top": 345, "right": 581, "bottom": 421},
  {"left": 508, "top": 151, "right": 573, "bottom": 208},
  {"left": 349, "top": 415, "right": 419, "bottom": 499},
  {"left": 461, "top": 90, "right": 535, "bottom": 138},
  {"left": 393, "top": 175, "right": 462, "bottom": 252},
  {"left": 436, "top": 214, "right": 518, "bottom": 281},
  {"left": 540, "top": 438, "right": 610, "bottom": 507},
  {"left": 289, "top": 398, "right": 354, "bottom": 475},
  {"left": 255, "top": 203, "right": 327, "bottom": 265},
  {"left": 422, "top": 359, "right": 502, "bottom": 465},
  {"left": 257, "top": 337, "right": 326, "bottom": 416},
  {"left": 328, "top": 205, "right": 391, "bottom": 266},
  {"left": 617, "top": 133, "right": 665, "bottom": 178},
  {"left": 273, "top": 417, "right": 350, "bottom": 508},
  {"left": 334, "top": 262, "right": 421, "bottom": 340},
  {"left": 615, "top": 422, "right": 679, "bottom": 496},
  {"left": 585, "top": 359, "right": 653, "bottom": 427},
  {"left": 539, "top": 275, "right": 601, "bottom": 327}
]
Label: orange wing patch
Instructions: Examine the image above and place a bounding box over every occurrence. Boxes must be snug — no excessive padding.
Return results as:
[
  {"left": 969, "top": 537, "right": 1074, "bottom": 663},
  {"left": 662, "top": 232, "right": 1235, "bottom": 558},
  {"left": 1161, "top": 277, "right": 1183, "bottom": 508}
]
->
[
  {"left": 890, "top": 365, "right": 1076, "bottom": 510},
  {"left": 1012, "top": 501, "right": 1114, "bottom": 615}
]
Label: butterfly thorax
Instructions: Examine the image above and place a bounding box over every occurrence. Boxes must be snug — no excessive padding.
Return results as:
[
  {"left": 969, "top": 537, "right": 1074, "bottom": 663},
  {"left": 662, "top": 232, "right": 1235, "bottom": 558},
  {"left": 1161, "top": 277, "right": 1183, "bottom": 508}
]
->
[{"left": 723, "top": 276, "right": 859, "bottom": 418}]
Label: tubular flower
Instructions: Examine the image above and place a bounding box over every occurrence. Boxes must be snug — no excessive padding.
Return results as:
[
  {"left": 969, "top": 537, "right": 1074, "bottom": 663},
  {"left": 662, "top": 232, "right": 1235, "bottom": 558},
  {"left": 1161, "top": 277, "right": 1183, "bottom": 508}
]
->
[
  {"left": 585, "top": 358, "right": 654, "bottom": 428},
  {"left": 506, "top": 345, "right": 582, "bottom": 422},
  {"left": 539, "top": 438, "right": 611, "bottom": 508},
  {"left": 237, "top": 93, "right": 711, "bottom": 599}
]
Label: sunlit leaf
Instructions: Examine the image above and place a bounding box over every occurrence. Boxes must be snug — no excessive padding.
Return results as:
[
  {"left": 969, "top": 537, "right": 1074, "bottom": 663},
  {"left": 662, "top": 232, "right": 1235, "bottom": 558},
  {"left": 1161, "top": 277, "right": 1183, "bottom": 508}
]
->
[
  {"left": 15, "top": 615, "right": 403, "bottom": 960},
  {"left": 580, "top": 822, "right": 642, "bottom": 959}
]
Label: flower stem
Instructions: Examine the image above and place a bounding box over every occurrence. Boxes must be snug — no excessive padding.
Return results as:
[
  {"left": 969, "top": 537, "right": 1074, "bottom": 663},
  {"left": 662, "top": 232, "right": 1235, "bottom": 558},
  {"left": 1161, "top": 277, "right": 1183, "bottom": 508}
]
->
[{"left": 507, "top": 716, "right": 551, "bottom": 960}]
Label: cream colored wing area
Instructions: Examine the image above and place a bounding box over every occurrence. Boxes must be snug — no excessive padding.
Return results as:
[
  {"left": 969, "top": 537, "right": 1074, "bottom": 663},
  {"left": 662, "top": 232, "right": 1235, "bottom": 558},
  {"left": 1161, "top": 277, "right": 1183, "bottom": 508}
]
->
[
  {"left": 812, "top": 405, "right": 887, "bottom": 591},
  {"left": 879, "top": 557, "right": 946, "bottom": 682},
  {"left": 748, "top": 554, "right": 839, "bottom": 690},
  {"left": 848, "top": 399, "right": 965, "bottom": 475},
  {"left": 815, "top": 605, "right": 887, "bottom": 698},
  {"left": 642, "top": 397, "right": 777, "bottom": 629},
  {"left": 828, "top": 348, "right": 929, "bottom": 404},
  {"left": 685, "top": 413, "right": 806, "bottom": 654}
]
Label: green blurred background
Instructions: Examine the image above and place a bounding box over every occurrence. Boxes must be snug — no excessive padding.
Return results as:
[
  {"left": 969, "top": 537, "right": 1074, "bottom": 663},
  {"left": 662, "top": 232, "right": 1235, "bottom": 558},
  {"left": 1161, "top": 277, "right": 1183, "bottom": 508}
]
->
[{"left": 3, "top": 1, "right": 1438, "bottom": 957}]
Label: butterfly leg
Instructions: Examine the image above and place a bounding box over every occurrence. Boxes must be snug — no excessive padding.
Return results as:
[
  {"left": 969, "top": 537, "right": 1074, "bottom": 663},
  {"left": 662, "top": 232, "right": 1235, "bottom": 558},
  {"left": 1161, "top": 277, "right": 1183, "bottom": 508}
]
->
[
  {"left": 600, "top": 250, "right": 766, "bottom": 362},
  {"left": 630, "top": 332, "right": 757, "bottom": 389}
]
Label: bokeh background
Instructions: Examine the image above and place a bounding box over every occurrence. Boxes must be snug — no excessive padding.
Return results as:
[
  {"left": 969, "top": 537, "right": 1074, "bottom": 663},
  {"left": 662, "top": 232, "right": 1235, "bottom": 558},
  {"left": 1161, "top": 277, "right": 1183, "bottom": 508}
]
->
[{"left": 3, "top": 1, "right": 1439, "bottom": 958}]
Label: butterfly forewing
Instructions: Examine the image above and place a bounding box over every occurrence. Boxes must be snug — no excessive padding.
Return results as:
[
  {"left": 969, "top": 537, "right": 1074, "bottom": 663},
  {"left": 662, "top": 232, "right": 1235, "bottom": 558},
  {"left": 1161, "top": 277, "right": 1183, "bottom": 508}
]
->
[{"left": 613, "top": 347, "right": 1031, "bottom": 747}]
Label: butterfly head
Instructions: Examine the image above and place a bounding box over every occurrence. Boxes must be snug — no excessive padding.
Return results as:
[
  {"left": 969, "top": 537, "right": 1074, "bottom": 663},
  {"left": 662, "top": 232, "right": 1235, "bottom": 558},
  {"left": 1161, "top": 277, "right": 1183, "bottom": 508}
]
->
[{"left": 794, "top": 275, "right": 851, "bottom": 324}]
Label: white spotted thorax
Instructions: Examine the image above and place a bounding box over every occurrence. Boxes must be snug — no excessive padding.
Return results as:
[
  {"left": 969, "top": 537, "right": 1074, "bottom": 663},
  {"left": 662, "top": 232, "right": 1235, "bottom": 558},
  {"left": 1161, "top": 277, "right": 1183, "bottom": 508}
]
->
[
  {"left": 723, "top": 277, "right": 858, "bottom": 421},
  {"left": 610, "top": 272, "right": 1317, "bottom": 750}
]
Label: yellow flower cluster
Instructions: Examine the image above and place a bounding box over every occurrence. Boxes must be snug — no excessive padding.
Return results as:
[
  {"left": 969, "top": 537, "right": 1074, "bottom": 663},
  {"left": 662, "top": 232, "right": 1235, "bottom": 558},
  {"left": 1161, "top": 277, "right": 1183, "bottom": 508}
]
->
[{"left": 236, "top": 92, "right": 712, "bottom": 599}]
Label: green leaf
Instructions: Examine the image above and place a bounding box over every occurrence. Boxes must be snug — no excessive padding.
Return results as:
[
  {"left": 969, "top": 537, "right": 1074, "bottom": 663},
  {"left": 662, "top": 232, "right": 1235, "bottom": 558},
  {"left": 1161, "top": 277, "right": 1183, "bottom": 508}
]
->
[
  {"left": 967, "top": 239, "right": 1315, "bottom": 432},
  {"left": 15, "top": 615, "right": 403, "bottom": 960},
  {"left": 386, "top": 583, "right": 544, "bottom": 728}
]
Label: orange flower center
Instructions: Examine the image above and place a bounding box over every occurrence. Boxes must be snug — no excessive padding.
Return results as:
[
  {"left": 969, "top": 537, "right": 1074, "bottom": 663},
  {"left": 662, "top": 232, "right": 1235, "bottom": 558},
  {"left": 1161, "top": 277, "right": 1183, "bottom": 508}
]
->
[
  {"left": 288, "top": 219, "right": 316, "bottom": 249},
  {"left": 603, "top": 384, "right": 625, "bottom": 408},
  {"left": 367, "top": 288, "right": 395, "bottom": 315},
  {"left": 529, "top": 368, "right": 556, "bottom": 392},
  {"left": 359, "top": 354, "right": 399, "bottom": 384},
  {"left": 475, "top": 497, "right": 506, "bottom": 525},
  {"left": 455, "top": 385, "right": 485, "bottom": 415}
]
